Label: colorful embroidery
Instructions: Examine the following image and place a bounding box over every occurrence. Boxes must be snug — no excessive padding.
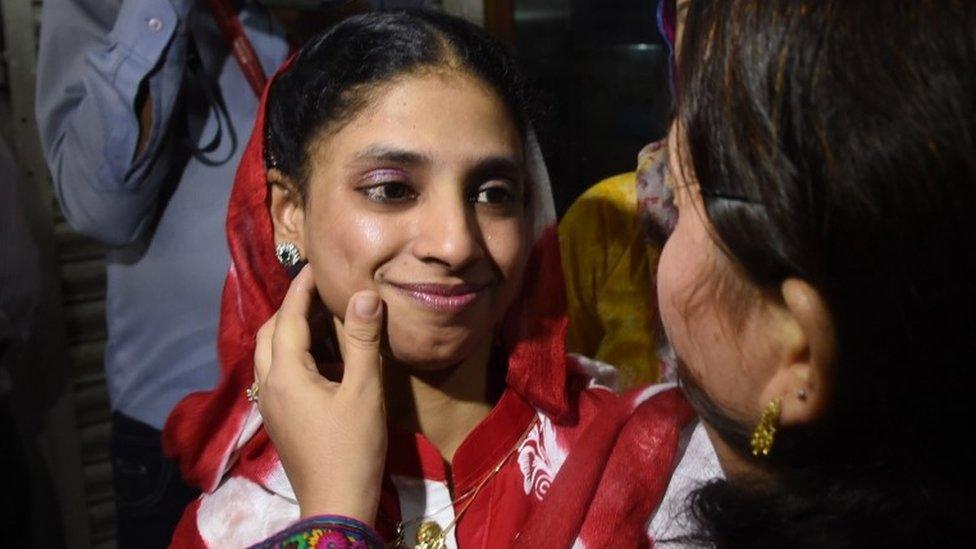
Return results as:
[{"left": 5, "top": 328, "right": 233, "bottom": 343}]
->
[
  {"left": 250, "top": 515, "right": 382, "bottom": 549},
  {"left": 635, "top": 140, "right": 676, "bottom": 248},
  {"left": 280, "top": 527, "right": 366, "bottom": 548}
]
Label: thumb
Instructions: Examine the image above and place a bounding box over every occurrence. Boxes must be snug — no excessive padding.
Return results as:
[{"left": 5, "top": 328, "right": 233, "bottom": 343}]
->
[{"left": 339, "top": 290, "right": 384, "bottom": 394}]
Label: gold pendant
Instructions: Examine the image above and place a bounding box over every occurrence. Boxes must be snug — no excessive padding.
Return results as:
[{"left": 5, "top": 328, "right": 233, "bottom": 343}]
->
[{"left": 415, "top": 521, "right": 446, "bottom": 549}]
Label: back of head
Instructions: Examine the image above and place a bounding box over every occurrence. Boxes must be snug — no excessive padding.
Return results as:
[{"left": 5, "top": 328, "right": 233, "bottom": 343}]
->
[{"left": 676, "top": 1, "right": 976, "bottom": 545}]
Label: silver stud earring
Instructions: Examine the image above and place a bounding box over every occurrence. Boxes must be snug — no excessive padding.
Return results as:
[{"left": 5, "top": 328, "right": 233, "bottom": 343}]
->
[
  {"left": 797, "top": 389, "right": 808, "bottom": 401},
  {"left": 275, "top": 242, "right": 306, "bottom": 277},
  {"left": 275, "top": 242, "right": 302, "bottom": 267}
]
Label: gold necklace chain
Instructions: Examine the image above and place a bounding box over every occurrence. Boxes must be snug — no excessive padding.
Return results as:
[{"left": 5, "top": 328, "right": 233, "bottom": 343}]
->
[{"left": 385, "top": 417, "right": 540, "bottom": 549}]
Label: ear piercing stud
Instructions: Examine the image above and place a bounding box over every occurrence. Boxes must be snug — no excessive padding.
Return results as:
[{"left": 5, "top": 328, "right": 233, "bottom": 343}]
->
[
  {"left": 275, "top": 242, "right": 307, "bottom": 278},
  {"left": 275, "top": 242, "right": 302, "bottom": 267}
]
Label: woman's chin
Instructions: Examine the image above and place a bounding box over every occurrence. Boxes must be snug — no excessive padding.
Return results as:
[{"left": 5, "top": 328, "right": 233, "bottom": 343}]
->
[
  {"left": 382, "top": 342, "right": 468, "bottom": 371},
  {"left": 381, "top": 326, "right": 488, "bottom": 372}
]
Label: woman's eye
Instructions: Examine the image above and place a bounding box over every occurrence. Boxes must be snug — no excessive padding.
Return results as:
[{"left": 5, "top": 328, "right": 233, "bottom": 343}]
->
[
  {"left": 473, "top": 183, "right": 516, "bottom": 205},
  {"left": 360, "top": 182, "right": 416, "bottom": 203}
]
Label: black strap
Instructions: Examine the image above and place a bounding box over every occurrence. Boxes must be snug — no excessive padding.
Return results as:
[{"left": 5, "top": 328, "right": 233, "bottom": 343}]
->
[{"left": 181, "top": 36, "right": 239, "bottom": 167}]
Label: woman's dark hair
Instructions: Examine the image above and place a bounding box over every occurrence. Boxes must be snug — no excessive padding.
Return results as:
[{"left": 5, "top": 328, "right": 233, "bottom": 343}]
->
[
  {"left": 265, "top": 10, "right": 532, "bottom": 198},
  {"left": 672, "top": 0, "right": 976, "bottom": 546}
]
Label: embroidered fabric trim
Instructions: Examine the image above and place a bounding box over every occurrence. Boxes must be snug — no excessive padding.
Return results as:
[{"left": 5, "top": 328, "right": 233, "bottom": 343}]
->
[{"left": 248, "top": 515, "right": 383, "bottom": 549}]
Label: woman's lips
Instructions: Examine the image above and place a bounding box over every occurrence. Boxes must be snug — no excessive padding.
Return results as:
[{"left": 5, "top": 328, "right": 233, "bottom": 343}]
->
[{"left": 388, "top": 282, "right": 488, "bottom": 313}]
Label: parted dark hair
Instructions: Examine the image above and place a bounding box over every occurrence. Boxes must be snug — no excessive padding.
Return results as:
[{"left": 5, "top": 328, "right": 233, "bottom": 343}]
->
[
  {"left": 672, "top": 0, "right": 976, "bottom": 546},
  {"left": 264, "top": 10, "right": 532, "bottom": 198}
]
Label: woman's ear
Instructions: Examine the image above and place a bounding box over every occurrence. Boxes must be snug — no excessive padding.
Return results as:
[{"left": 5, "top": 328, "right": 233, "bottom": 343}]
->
[
  {"left": 760, "top": 278, "right": 836, "bottom": 427},
  {"left": 268, "top": 168, "right": 307, "bottom": 254}
]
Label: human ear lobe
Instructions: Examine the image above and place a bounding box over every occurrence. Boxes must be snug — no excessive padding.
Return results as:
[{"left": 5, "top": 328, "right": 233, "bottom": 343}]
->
[
  {"left": 268, "top": 168, "right": 307, "bottom": 254},
  {"left": 771, "top": 278, "right": 836, "bottom": 427}
]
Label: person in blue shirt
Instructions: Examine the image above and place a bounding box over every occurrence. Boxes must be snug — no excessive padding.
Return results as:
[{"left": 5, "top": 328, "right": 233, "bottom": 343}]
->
[{"left": 34, "top": 1, "right": 428, "bottom": 545}]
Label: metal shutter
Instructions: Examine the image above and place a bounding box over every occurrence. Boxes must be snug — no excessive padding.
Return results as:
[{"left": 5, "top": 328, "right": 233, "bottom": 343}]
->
[{"left": 1, "top": 0, "right": 115, "bottom": 546}]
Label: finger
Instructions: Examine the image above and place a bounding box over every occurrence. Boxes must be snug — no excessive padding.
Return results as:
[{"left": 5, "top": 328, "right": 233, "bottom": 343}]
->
[
  {"left": 339, "top": 290, "right": 384, "bottom": 394},
  {"left": 254, "top": 314, "right": 276, "bottom": 385},
  {"left": 272, "top": 264, "right": 318, "bottom": 374}
]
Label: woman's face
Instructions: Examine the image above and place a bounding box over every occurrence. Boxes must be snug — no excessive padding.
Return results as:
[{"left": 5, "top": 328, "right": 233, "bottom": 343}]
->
[
  {"left": 654, "top": 0, "right": 833, "bottom": 466},
  {"left": 655, "top": 127, "right": 787, "bottom": 424},
  {"left": 656, "top": 0, "right": 776, "bottom": 420},
  {"left": 296, "top": 72, "right": 529, "bottom": 369}
]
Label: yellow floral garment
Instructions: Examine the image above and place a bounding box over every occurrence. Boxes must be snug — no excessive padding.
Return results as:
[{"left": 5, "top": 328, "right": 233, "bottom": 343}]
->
[{"left": 558, "top": 142, "right": 668, "bottom": 388}]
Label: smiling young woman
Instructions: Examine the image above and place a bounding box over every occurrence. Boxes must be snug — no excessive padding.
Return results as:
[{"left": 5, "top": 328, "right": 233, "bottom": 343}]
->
[
  {"left": 163, "top": 10, "right": 717, "bottom": 548},
  {"left": 269, "top": 70, "right": 529, "bottom": 378}
]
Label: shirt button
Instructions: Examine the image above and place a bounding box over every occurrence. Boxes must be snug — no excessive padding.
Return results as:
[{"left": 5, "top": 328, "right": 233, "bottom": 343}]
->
[{"left": 147, "top": 17, "right": 163, "bottom": 33}]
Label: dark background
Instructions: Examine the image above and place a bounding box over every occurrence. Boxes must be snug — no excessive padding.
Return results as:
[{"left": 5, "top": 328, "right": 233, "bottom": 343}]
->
[{"left": 514, "top": 0, "right": 672, "bottom": 214}]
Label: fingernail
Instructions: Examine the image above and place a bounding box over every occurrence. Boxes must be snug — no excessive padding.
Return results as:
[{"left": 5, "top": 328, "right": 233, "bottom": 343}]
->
[{"left": 354, "top": 292, "right": 381, "bottom": 318}]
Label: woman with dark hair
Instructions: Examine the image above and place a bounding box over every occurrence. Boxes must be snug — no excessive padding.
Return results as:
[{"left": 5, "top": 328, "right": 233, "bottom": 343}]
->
[
  {"left": 655, "top": 0, "right": 976, "bottom": 545},
  {"left": 164, "top": 10, "right": 717, "bottom": 548},
  {"left": 253, "top": 0, "right": 976, "bottom": 546}
]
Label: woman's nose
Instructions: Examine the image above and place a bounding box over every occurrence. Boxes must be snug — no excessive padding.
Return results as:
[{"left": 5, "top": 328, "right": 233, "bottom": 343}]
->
[{"left": 411, "top": 195, "right": 484, "bottom": 270}]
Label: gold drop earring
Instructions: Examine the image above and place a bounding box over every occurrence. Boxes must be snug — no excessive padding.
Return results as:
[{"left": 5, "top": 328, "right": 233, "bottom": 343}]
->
[{"left": 750, "top": 399, "right": 781, "bottom": 457}]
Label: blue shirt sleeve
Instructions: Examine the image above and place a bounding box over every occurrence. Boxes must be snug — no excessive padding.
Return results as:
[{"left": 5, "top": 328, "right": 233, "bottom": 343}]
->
[{"left": 35, "top": 0, "right": 195, "bottom": 246}]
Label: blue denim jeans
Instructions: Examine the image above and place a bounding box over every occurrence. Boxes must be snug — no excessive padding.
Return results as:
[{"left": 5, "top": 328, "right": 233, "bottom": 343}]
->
[{"left": 110, "top": 413, "right": 198, "bottom": 548}]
